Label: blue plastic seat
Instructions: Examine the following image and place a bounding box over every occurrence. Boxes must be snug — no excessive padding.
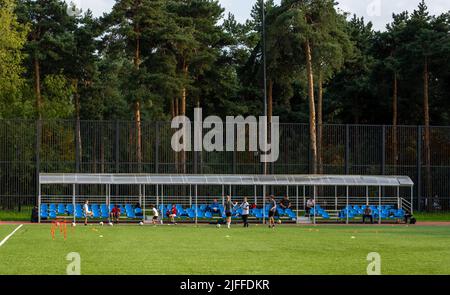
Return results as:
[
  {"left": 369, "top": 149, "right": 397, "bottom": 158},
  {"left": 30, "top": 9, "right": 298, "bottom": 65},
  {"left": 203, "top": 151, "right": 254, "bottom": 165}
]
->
[
  {"left": 40, "top": 210, "right": 48, "bottom": 219},
  {"left": 49, "top": 211, "right": 57, "bottom": 219},
  {"left": 66, "top": 204, "right": 74, "bottom": 215},
  {"left": 57, "top": 204, "right": 66, "bottom": 215},
  {"left": 205, "top": 211, "right": 213, "bottom": 219},
  {"left": 49, "top": 204, "right": 57, "bottom": 212}
]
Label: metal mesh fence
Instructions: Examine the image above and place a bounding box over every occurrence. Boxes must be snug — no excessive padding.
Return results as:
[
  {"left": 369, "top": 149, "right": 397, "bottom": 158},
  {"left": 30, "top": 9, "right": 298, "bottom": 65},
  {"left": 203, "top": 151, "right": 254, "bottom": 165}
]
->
[{"left": 1, "top": 120, "right": 449, "bottom": 211}]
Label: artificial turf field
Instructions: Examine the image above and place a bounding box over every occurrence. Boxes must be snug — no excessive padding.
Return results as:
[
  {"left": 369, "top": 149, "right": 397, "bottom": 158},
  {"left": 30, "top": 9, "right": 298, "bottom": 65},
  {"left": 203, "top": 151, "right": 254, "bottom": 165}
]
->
[{"left": 0, "top": 223, "right": 450, "bottom": 275}]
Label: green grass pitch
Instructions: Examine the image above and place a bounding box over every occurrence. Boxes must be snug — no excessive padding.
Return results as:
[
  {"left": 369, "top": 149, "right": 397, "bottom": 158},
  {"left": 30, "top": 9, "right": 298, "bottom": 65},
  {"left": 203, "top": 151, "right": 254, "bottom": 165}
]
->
[{"left": 1, "top": 224, "right": 450, "bottom": 275}]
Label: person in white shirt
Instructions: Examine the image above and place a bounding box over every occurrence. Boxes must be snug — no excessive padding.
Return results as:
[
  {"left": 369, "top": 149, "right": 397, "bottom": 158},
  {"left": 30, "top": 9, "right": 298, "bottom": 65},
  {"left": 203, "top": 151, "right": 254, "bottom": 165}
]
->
[
  {"left": 151, "top": 205, "right": 159, "bottom": 225},
  {"left": 240, "top": 197, "right": 250, "bottom": 228},
  {"left": 83, "top": 200, "right": 93, "bottom": 226}
]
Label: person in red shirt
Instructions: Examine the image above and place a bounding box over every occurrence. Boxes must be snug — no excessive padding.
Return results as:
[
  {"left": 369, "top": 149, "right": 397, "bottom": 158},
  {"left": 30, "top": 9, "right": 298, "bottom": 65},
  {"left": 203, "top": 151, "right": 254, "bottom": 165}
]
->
[
  {"left": 168, "top": 204, "right": 177, "bottom": 224},
  {"left": 110, "top": 204, "right": 121, "bottom": 224}
]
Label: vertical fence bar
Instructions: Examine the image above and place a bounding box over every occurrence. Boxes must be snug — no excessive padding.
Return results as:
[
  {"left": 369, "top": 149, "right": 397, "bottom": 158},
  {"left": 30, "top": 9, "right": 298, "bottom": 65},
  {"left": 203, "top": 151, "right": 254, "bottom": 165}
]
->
[
  {"left": 417, "top": 126, "right": 422, "bottom": 211},
  {"left": 36, "top": 120, "right": 41, "bottom": 207},
  {"left": 155, "top": 122, "right": 159, "bottom": 173},
  {"left": 378, "top": 185, "right": 382, "bottom": 224},
  {"left": 345, "top": 125, "right": 350, "bottom": 175}
]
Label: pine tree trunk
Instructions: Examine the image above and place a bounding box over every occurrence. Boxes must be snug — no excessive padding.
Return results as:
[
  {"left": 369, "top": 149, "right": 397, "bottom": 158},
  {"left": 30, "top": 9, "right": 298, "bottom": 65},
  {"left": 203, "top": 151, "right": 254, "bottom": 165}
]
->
[
  {"left": 134, "top": 101, "right": 142, "bottom": 172},
  {"left": 423, "top": 57, "right": 432, "bottom": 207},
  {"left": 305, "top": 39, "right": 318, "bottom": 174},
  {"left": 392, "top": 72, "right": 398, "bottom": 174},
  {"left": 317, "top": 73, "right": 323, "bottom": 175},
  {"left": 181, "top": 63, "right": 188, "bottom": 173},
  {"left": 34, "top": 57, "right": 42, "bottom": 119},
  {"left": 134, "top": 25, "right": 142, "bottom": 173}
]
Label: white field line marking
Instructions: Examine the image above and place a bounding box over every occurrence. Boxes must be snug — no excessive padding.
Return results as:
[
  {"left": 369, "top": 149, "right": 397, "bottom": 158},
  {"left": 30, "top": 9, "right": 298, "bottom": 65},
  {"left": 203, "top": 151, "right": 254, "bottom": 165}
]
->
[{"left": 0, "top": 224, "right": 23, "bottom": 247}]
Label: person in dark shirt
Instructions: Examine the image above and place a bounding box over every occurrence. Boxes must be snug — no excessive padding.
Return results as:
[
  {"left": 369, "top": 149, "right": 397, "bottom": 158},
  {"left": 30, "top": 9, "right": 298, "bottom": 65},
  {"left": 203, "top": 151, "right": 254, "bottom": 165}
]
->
[
  {"left": 279, "top": 196, "right": 291, "bottom": 210},
  {"left": 31, "top": 206, "right": 39, "bottom": 223},
  {"left": 224, "top": 195, "right": 235, "bottom": 229},
  {"left": 268, "top": 195, "right": 277, "bottom": 229},
  {"left": 362, "top": 206, "right": 373, "bottom": 224}
]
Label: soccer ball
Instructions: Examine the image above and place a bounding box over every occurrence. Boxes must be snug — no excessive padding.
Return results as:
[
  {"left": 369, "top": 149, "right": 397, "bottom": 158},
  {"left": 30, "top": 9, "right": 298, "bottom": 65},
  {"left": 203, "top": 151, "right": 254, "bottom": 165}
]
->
[
  {"left": 108, "top": 222, "right": 113, "bottom": 226},
  {"left": 72, "top": 222, "right": 76, "bottom": 227},
  {"left": 277, "top": 219, "right": 282, "bottom": 224},
  {"left": 216, "top": 224, "right": 221, "bottom": 228},
  {"left": 99, "top": 222, "right": 104, "bottom": 226},
  {"left": 139, "top": 221, "right": 144, "bottom": 226}
]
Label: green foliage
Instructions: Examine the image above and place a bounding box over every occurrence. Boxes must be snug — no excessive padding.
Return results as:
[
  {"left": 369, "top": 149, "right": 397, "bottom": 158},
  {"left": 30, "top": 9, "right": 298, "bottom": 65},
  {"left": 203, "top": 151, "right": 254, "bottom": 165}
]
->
[
  {"left": 0, "top": 0, "right": 448, "bottom": 125},
  {"left": 0, "top": 0, "right": 29, "bottom": 118}
]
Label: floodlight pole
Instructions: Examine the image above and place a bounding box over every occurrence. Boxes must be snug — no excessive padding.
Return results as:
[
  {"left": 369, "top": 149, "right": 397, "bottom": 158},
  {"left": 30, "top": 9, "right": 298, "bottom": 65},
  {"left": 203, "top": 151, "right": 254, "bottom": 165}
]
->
[
  {"left": 261, "top": 0, "right": 268, "bottom": 176},
  {"left": 37, "top": 181, "right": 42, "bottom": 223}
]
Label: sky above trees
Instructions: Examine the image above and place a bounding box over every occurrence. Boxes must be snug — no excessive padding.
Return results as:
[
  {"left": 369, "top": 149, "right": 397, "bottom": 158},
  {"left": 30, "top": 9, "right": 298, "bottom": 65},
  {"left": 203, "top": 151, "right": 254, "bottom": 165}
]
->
[{"left": 65, "top": 0, "right": 450, "bottom": 30}]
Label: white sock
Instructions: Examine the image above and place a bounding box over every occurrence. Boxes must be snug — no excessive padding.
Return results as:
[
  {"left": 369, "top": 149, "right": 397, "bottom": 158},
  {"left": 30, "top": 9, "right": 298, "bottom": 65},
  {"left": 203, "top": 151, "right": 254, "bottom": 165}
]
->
[{"left": 227, "top": 222, "right": 230, "bottom": 228}]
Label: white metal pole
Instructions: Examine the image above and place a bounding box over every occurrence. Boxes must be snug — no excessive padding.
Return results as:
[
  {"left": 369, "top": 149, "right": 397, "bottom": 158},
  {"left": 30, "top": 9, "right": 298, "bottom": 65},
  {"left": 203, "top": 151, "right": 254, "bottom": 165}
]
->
[
  {"left": 143, "top": 185, "right": 146, "bottom": 222},
  {"left": 303, "top": 186, "right": 306, "bottom": 210},
  {"left": 195, "top": 185, "right": 198, "bottom": 225},
  {"left": 72, "top": 183, "right": 76, "bottom": 224},
  {"left": 296, "top": 185, "right": 299, "bottom": 221},
  {"left": 254, "top": 185, "right": 257, "bottom": 206},
  {"left": 313, "top": 186, "right": 316, "bottom": 224},
  {"left": 156, "top": 184, "right": 159, "bottom": 208},
  {"left": 379, "top": 185, "right": 382, "bottom": 224},
  {"left": 366, "top": 186, "right": 369, "bottom": 205},
  {"left": 222, "top": 185, "right": 225, "bottom": 207},
  {"left": 263, "top": 185, "right": 266, "bottom": 225},
  {"left": 161, "top": 185, "right": 164, "bottom": 223},
  {"left": 397, "top": 186, "right": 400, "bottom": 209},
  {"left": 411, "top": 186, "right": 414, "bottom": 214},
  {"left": 335, "top": 185, "right": 337, "bottom": 211},
  {"left": 190, "top": 185, "right": 192, "bottom": 207},
  {"left": 346, "top": 186, "right": 349, "bottom": 225}
]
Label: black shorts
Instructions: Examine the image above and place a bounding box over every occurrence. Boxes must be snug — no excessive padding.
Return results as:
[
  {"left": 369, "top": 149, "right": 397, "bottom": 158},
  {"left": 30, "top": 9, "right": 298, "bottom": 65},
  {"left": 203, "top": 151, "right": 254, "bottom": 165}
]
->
[
  {"left": 152, "top": 216, "right": 158, "bottom": 220},
  {"left": 269, "top": 210, "right": 275, "bottom": 217},
  {"left": 225, "top": 211, "right": 232, "bottom": 217}
]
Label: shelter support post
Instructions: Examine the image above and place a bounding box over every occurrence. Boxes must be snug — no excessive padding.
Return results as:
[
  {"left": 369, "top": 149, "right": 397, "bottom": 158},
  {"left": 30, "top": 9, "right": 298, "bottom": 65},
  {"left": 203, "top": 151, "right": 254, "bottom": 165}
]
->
[
  {"left": 378, "top": 185, "right": 382, "bottom": 224},
  {"left": 346, "top": 186, "right": 349, "bottom": 225},
  {"left": 142, "top": 185, "right": 146, "bottom": 222},
  {"left": 263, "top": 185, "right": 266, "bottom": 225},
  {"left": 334, "top": 186, "right": 337, "bottom": 211},
  {"left": 195, "top": 185, "right": 198, "bottom": 225},
  {"left": 296, "top": 186, "right": 299, "bottom": 222},
  {"left": 411, "top": 186, "right": 414, "bottom": 214},
  {"left": 313, "top": 186, "right": 316, "bottom": 225},
  {"left": 72, "top": 184, "right": 76, "bottom": 224},
  {"left": 366, "top": 186, "right": 369, "bottom": 205}
]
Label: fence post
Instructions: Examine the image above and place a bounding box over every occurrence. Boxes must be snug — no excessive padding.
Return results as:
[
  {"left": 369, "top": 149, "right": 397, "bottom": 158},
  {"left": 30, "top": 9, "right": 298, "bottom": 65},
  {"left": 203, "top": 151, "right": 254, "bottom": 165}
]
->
[
  {"left": 155, "top": 122, "right": 159, "bottom": 173},
  {"left": 381, "top": 125, "right": 386, "bottom": 175},
  {"left": 345, "top": 124, "right": 350, "bottom": 175},
  {"left": 35, "top": 120, "right": 42, "bottom": 206},
  {"left": 75, "top": 120, "right": 80, "bottom": 173},
  {"left": 417, "top": 126, "right": 422, "bottom": 211}
]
